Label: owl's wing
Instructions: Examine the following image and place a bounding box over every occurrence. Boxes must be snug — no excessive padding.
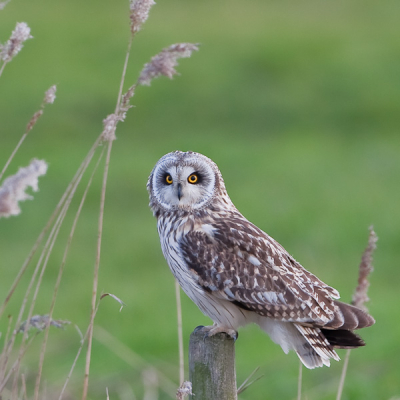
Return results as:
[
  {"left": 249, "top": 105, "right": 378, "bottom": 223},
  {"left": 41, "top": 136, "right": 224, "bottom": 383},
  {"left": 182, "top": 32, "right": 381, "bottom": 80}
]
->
[{"left": 179, "top": 214, "right": 340, "bottom": 326}]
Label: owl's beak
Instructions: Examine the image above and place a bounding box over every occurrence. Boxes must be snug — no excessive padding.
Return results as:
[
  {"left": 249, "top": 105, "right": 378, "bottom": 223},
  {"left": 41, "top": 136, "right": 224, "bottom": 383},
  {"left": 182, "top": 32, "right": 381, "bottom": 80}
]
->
[{"left": 177, "top": 183, "right": 182, "bottom": 200}]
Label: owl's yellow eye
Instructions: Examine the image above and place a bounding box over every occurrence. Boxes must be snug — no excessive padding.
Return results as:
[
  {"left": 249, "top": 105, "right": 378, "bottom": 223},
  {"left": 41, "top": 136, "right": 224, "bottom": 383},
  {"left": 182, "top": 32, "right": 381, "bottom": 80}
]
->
[
  {"left": 187, "top": 174, "right": 198, "bottom": 184},
  {"left": 165, "top": 175, "right": 173, "bottom": 185}
]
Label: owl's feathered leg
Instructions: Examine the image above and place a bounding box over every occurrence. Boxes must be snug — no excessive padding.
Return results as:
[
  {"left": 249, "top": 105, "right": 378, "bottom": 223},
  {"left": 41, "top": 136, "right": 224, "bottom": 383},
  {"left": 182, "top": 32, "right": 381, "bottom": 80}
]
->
[{"left": 195, "top": 324, "right": 239, "bottom": 341}]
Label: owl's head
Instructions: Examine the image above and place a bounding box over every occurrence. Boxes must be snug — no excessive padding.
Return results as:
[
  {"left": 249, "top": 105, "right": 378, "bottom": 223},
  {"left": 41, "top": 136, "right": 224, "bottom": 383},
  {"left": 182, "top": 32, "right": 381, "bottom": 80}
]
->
[{"left": 147, "top": 151, "right": 232, "bottom": 213}]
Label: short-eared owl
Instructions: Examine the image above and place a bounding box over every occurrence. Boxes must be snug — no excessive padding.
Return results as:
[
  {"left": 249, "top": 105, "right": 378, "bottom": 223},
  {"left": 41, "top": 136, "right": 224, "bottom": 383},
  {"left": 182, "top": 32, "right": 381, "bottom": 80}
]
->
[{"left": 147, "top": 151, "right": 374, "bottom": 368}]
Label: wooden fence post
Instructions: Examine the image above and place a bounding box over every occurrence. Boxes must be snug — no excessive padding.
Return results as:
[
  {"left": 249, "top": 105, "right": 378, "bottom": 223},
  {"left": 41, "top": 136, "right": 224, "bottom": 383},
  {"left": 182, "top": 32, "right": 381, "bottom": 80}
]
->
[{"left": 189, "top": 326, "right": 237, "bottom": 400}]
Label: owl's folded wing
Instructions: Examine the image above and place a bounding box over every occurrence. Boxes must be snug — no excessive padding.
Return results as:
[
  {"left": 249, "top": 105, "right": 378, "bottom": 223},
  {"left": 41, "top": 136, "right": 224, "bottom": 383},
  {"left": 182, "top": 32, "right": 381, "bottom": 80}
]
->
[{"left": 179, "top": 217, "right": 340, "bottom": 326}]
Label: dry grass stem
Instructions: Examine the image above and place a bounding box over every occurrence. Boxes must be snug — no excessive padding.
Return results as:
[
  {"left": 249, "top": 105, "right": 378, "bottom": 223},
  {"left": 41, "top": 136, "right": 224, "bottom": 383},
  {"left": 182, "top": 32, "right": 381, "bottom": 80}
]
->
[
  {"left": 11, "top": 202, "right": 70, "bottom": 390},
  {"left": 297, "top": 361, "right": 302, "bottom": 400},
  {"left": 137, "top": 43, "right": 199, "bottom": 86},
  {"left": 83, "top": 8, "right": 140, "bottom": 393},
  {"left": 0, "top": 137, "right": 100, "bottom": 322},
  {"left": 82, "top": 141, "right": 113, "bottom": 400},
  {"left": 176, "top": 381, "right": 192, "bottom": 400},
  {"left": 0, "top": 202, "right": 63, "bottom": 381},
  {"left": 93, "top": 326, "right": 177, "bottom": 397},
  {"left": 99, "top": 293, "right": 126, "bottom": 312},
  {"left": 0, "top": 316, "right": 12, "bottom": 382},
  {"left": 352, "top": 226, "right": 377, "bottom": 312},
  {"left": 20, "top": 374, "right": 28, "bottom": 400},
  {"left": 142, "top": 368, "right": 159, "bottom": 400},
  {"left": 0, "top": 85, "right": 56, "bottom": 183},
  {"left": 101, "top": 35, "right": 134, "bottom": 143},
  {"left": 1, "top": 143, "right": 102, "bottom": 393},
  {"left": 337, "top": 227, "right": 377, "bottom": 400},
  {"left": 0, "top": 159, "right": 48, "bottom": 218},
  {"left": 336, "top": 349, "right": 351, "bottom": 400},
  {"left": 60, "top": 294, "right": 125, "bottom": 400},
  {"left": 129, "top": 0, "right": 156, "bottom": 35},
  {"left": 58, "top": 303, "right": 101, "bottom": 400},
  {"left": 175, "top": 281, "right": 184, "bottom": 384},
  {"left": 34, "top": 149, "right": 105, "bottom": 400},
  {"left": 115, "top": 33, "right": 134, "bottom": 113},
  {"left": 237, "top": 366, "right": 263, "bottom": 395},
  {"left": 0, "top": 335, "right": 37, "bottom": 393}
]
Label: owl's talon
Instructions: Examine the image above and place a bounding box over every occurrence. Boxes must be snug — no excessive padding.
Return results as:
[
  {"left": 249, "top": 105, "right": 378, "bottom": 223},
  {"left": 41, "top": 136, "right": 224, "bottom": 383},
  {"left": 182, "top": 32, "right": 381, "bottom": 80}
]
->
[
  {"left": 196, "top": 325, "right": 238, "bottom": 341},
  {"left": 194, "top": 325, "right": 205, "bottom": 333},
  {"left": 231, "top": 330, "right": 239, "bottom": 342}
]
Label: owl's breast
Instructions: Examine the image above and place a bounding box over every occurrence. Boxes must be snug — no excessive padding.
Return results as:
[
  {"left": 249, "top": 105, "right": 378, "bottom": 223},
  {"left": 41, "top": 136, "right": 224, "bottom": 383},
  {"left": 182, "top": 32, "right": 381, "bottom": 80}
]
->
[{"left": 157, "top": 214, "right": 197, "bottom": 285}]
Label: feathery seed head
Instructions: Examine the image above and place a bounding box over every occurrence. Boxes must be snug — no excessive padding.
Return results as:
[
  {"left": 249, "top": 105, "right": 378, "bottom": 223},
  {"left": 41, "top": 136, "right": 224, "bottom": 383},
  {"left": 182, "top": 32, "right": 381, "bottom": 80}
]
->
[
  {"left": 101, "top": 114, "right": 120, "bottom": 142},
  {"left": 1, "top": 22, "right": 33, "bottom": 62},
  {"left": 100, "top": 85, "right": 136, "bottom": 142},
  {"left": 130, "top": 0, "right": 156, "bottom": 35},
  {"left": 352, "top": 226, "right": 377, "bottom": 312},
  {"left": 18, "top": 315, "right": 70, "bottom": 333},
  {"left": 0, "top": 1, "right": 11, "bottom": 10},
  {"left": 26, "top": 110, "right": 43, "bottom": 133},
  {"left": 0, "top": 159, "right": 48, "bottom": 218},
  {"left": 44, "top": 85, "right": 57, "bottom": 104},
  {"left": 137, "top": 43, "right": 199, "bottom": 86},
  {"left": 176, "top": 381, "right": 192, "bottom": 400},
  {"left": 25, "top": 85, "right": 57, "bottom": 133},
  {"left": 120, "top": 84, "right": 135, "bottom": 115}
]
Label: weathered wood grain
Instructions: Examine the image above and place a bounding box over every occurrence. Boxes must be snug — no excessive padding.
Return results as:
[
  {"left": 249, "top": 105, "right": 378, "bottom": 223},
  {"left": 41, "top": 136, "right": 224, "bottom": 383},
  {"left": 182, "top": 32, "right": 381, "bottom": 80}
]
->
[{"left": 189, "top": 327, "right": 237, "bottom": 400}]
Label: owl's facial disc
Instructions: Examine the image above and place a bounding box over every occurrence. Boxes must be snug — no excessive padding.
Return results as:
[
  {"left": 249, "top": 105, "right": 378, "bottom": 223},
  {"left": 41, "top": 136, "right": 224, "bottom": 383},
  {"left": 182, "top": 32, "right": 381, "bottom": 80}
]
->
[{"left": 152, "top": 157, "right": 216, "bottom": 211}]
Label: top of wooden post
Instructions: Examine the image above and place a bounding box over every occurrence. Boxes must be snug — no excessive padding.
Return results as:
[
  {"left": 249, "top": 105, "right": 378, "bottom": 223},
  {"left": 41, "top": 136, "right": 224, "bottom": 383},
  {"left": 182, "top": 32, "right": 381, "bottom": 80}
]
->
[{"left": 189, "top": 326, "right": 237, "bottom": 400}]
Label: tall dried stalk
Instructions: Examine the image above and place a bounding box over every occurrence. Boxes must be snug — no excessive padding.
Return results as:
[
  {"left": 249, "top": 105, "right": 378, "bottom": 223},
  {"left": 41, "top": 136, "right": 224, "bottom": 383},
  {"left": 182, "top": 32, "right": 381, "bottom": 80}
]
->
[
  {"left": 336, "top": 348, "right": 351, "bottom": 400},
  {"left": 8, "top": 201, "right": 70, "bottom": 395},
  {"left": 93, "top": 326, "right": 177, "bottom": 398},
  {"left": 297, "top": 361, "right": 302, "bottom": 400},
  {"left": 81, "top": 3, "right": 198, "bottom": 397},
  {"left": 336, "top": 227, "right": 377, "bottom": 400},
  {"left": 0, "top": 136, "right": 101, "bottom": 321},
  {"left": 0, "top": 85, "right": 56, "bottom": 183},
  {"left": 82, "top": 140, "right": 113, "bottom": 400},
  {"left": 0, "top": 137, "right": 100, "bottom": 395},
  {"left": 81, "top": 25, "right": 134, "bottom": 400},
  {"left": 237, "top": 366, "right": 263, "bottom": 395},
  {"left": 58, "top": 302, "right": 101, "bottom": 400},
  {"left": 33, "top": 148, "right": 106, "bottom": 400}
]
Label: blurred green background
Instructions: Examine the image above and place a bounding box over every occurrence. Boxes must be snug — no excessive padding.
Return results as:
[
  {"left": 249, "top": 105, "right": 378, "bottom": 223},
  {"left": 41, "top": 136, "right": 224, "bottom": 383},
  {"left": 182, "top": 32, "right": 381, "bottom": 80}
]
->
[{"left": 1, "top": 0, "right": 399, "bottom": 398}]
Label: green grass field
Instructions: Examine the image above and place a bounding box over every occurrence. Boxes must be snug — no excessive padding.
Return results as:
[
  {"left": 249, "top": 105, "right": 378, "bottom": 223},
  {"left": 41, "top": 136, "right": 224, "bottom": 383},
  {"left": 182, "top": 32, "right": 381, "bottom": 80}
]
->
[{"left": 1, "top": 0, "right": 400, "bottom": 398}]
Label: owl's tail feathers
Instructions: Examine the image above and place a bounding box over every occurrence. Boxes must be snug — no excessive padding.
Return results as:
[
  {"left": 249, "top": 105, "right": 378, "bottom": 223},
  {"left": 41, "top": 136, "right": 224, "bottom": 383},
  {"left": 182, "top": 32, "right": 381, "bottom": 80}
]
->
[
  {"left": 320, "top": 328, "right": 365, "bottom": 349},
  {"left": 292, "top": 302, "right": 374, "bottom": 368},
  {"left": 294, "top": 324, "right": 340, "bottom": 369},
  {"left": 324, "top": 301, "right": 375, "bottom": 330},
  {"left": 256, "top": 318, "right": 339, "bottom": 369}
]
